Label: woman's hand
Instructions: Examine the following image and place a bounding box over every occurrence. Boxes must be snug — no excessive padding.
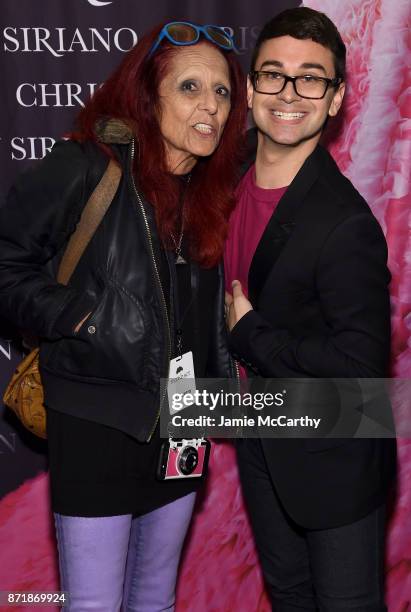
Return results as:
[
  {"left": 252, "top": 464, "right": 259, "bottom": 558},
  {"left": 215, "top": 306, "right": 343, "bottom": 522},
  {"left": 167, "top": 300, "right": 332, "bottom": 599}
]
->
[
  {"left": 225, "top": 280, "right": 253, "bottom": 332},
  {"left": 74, "top": 311, "right": 92, "bottom": 333}
]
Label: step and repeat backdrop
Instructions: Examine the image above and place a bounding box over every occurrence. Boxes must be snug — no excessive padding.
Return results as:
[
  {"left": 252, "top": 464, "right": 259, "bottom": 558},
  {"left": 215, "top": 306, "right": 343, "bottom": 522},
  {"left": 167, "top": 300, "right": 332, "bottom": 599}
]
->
[{"left": 0, "top": 0, "right": 410, "bottom": 609}]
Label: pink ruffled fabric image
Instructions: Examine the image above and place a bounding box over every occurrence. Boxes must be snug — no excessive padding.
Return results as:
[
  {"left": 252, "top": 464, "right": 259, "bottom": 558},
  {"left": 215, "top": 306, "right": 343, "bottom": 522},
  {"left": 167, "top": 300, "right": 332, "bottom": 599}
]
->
[{"left": 0, "top": 474, "right": 59, "bottom": 612}]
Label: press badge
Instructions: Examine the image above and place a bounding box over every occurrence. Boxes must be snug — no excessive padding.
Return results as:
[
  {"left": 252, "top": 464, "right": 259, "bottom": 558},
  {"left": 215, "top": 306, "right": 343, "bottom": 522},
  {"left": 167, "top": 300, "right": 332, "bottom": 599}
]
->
[{"left": 168, "top": 351, "right": 196, "bottom": 414}]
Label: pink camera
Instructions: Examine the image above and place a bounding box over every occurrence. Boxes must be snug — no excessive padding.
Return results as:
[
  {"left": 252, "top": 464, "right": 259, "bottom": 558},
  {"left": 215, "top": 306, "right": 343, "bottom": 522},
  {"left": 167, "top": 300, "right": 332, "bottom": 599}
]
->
[{"left": 157, "top": 439, "right": 211, "bottom": 480}]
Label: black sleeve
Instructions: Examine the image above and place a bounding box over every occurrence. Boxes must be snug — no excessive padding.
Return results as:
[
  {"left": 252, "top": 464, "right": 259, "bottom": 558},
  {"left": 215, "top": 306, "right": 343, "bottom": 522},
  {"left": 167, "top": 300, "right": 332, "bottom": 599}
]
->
[
  {"left": 0, "top": 140, "right": 97, "bottom": 340},
  {"left": 229, "top": 213, "right": 391, "bottom": 378}
]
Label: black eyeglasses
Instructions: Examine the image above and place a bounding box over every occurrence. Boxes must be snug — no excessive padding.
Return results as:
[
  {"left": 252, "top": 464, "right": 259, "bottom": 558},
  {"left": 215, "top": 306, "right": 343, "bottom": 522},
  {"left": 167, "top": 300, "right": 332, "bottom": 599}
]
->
[{"left": 249, "top": 70, "right": 342, "bottom": 100}]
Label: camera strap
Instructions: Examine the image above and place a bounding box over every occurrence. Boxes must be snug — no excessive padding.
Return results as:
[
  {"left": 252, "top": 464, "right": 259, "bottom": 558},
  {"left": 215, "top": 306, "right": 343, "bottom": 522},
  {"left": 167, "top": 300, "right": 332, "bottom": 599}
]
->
[
  {"left": 167, "top": 259, "right": 200, "bottom": 428},
  {"left": 170, "top": 259, "right": 200, "bottom": 358}
]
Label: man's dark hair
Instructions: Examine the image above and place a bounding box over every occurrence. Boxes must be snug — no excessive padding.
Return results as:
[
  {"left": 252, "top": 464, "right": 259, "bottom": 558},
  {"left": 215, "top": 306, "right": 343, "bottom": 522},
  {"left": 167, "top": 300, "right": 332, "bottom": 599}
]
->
[{"left": 251, "top": 7, "right": 346, "bottom": 81}]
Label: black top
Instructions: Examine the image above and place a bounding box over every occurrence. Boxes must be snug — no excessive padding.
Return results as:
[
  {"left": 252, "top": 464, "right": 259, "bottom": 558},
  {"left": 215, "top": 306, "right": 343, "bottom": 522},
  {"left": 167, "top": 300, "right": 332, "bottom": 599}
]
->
[{"left": 47, "top": 237, "right": 219, "bottom": 517}]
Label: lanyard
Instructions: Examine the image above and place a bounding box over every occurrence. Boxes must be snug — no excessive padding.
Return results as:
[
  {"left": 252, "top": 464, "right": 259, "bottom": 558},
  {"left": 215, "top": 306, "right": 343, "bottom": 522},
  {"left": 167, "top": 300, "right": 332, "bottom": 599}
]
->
[{"left": 169, "top": 258, "right": 200, "bottom": 357}]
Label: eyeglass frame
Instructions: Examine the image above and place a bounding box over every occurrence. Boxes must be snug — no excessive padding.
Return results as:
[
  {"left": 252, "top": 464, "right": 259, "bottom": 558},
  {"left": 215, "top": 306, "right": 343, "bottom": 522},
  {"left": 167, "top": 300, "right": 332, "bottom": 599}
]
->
[
  {"left": 148, "top": 21, "right": 236, "bottom": 57},
  {"left": 249, "top": 70, "right": 343, "bottom": 100}
]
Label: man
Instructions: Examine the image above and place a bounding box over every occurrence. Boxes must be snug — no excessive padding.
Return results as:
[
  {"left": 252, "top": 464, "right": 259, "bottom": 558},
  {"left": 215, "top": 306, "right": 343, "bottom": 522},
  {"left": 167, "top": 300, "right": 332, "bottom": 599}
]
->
[{"left": 225, "top": 7, "right": 396, "bottom": 610}]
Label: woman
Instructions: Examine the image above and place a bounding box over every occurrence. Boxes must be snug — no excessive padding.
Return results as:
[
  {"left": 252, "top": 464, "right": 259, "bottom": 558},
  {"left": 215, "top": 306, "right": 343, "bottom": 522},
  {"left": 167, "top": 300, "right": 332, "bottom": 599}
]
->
[{"left": 0, "top": 21, "right": 246, "bottom": 611}]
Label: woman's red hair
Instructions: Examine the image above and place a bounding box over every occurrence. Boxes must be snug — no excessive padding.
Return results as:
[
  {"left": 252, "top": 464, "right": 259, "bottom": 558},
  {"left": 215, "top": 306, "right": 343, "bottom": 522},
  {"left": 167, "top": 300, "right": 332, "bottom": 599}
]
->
[{"left": 74, "top": 22, "right": 247, "bottom": 267}]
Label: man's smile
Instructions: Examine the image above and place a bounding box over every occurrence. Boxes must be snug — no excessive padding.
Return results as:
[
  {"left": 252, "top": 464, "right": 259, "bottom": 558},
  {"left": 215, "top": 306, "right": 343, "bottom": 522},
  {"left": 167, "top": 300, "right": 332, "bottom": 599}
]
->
[{"left": 271, "top": 110, "right": 306, "bottom": 121}]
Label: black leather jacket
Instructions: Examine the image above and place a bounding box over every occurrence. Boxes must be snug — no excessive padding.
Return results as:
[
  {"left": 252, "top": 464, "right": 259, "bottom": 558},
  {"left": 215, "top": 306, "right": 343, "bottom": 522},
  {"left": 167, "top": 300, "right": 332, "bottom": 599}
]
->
[{"left": 0, "top": 130, "right": 234, "bottom": 441}]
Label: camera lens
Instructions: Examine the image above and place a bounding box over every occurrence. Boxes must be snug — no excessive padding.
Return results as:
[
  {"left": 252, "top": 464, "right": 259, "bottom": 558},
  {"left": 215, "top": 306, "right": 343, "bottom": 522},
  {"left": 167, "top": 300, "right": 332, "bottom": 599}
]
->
[{"left": 178, "top": 446, "right": 198, "bottom": 475}]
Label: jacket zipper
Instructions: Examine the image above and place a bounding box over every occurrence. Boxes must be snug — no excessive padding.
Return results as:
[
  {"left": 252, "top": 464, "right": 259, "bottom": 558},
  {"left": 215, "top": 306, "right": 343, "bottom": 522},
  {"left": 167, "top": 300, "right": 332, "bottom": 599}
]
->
[
  {"left": 129, "top": 140, "right": 171, "bottom": 442},
  {"left": 234, "top": 359, "right": 241, "bottom": 392}
]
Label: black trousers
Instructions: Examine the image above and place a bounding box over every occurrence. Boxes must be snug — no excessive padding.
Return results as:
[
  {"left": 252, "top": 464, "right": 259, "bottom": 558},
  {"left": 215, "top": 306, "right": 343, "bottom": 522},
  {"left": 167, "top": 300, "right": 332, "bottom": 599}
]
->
[{"left": 236, "top": 439, "right": 387, "bottom": 612}]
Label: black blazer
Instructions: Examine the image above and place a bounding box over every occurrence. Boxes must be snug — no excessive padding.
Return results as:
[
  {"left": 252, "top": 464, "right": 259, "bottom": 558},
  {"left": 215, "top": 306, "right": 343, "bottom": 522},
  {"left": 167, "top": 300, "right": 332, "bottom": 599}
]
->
[{"left": 230, "top": 131, "right": 396, "bottom": 529}]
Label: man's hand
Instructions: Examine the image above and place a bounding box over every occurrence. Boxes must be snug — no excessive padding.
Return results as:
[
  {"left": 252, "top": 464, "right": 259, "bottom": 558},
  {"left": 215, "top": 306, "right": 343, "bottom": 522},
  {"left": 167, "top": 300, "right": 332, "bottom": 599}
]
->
[{"left": 225, "top": 280, "right": 253, "bottom": 332}]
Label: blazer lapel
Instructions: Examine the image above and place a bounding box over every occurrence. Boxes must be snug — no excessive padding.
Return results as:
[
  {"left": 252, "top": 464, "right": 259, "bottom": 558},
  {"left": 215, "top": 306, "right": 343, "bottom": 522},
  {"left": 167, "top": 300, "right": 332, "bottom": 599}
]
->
[{"left": 248, "top": 145, "right": 324, "bottom": 306}]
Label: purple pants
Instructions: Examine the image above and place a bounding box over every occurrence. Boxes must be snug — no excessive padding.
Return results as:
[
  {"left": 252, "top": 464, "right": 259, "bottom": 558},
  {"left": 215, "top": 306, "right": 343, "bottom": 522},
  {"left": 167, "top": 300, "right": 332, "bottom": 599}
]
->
[{"left": 54, "top": 492, "right": 196, "bottom": 611}]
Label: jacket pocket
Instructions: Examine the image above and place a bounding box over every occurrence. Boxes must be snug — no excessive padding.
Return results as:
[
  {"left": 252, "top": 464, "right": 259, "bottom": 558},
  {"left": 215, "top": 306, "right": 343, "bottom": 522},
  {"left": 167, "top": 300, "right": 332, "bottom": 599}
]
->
[{"left": 50, "top": 280, "right": 152, "bottom": 384}]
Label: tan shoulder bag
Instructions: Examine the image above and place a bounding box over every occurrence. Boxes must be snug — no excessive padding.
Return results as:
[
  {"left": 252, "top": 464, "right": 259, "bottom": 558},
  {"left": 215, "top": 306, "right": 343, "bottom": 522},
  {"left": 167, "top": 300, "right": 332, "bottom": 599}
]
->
[{"left": 3, "top": 159, "right": 122, "bottom": 438}]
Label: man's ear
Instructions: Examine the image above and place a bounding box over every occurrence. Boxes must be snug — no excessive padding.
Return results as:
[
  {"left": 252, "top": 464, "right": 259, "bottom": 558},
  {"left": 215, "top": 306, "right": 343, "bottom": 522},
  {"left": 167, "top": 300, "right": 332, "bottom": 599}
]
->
[
  {"left": 247, "top": 75, "right": 254, "bottom": 110},
  {"left": 328, "top": 81, "right": 345, "bottom": 117}
]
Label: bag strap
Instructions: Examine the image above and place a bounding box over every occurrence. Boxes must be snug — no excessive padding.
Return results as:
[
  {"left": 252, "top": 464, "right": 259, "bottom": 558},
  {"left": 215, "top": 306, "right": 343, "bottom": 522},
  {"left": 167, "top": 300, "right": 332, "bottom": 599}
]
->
[{"left": 57, "top": 159, "right": 122, "bottom": 285}]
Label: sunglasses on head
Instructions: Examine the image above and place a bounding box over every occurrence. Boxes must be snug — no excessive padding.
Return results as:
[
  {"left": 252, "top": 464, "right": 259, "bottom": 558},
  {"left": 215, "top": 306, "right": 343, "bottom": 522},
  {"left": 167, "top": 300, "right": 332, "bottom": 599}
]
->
[{"left": 148, "top": 21, "right": 236, "bottom": 57}]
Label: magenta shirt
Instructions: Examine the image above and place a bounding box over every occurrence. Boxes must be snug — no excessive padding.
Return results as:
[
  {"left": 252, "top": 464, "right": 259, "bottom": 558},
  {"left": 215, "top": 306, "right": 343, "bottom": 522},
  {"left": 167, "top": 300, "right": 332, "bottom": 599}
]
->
[{"left": 225, "top": 164, "right": 287, "bottom": 297}]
